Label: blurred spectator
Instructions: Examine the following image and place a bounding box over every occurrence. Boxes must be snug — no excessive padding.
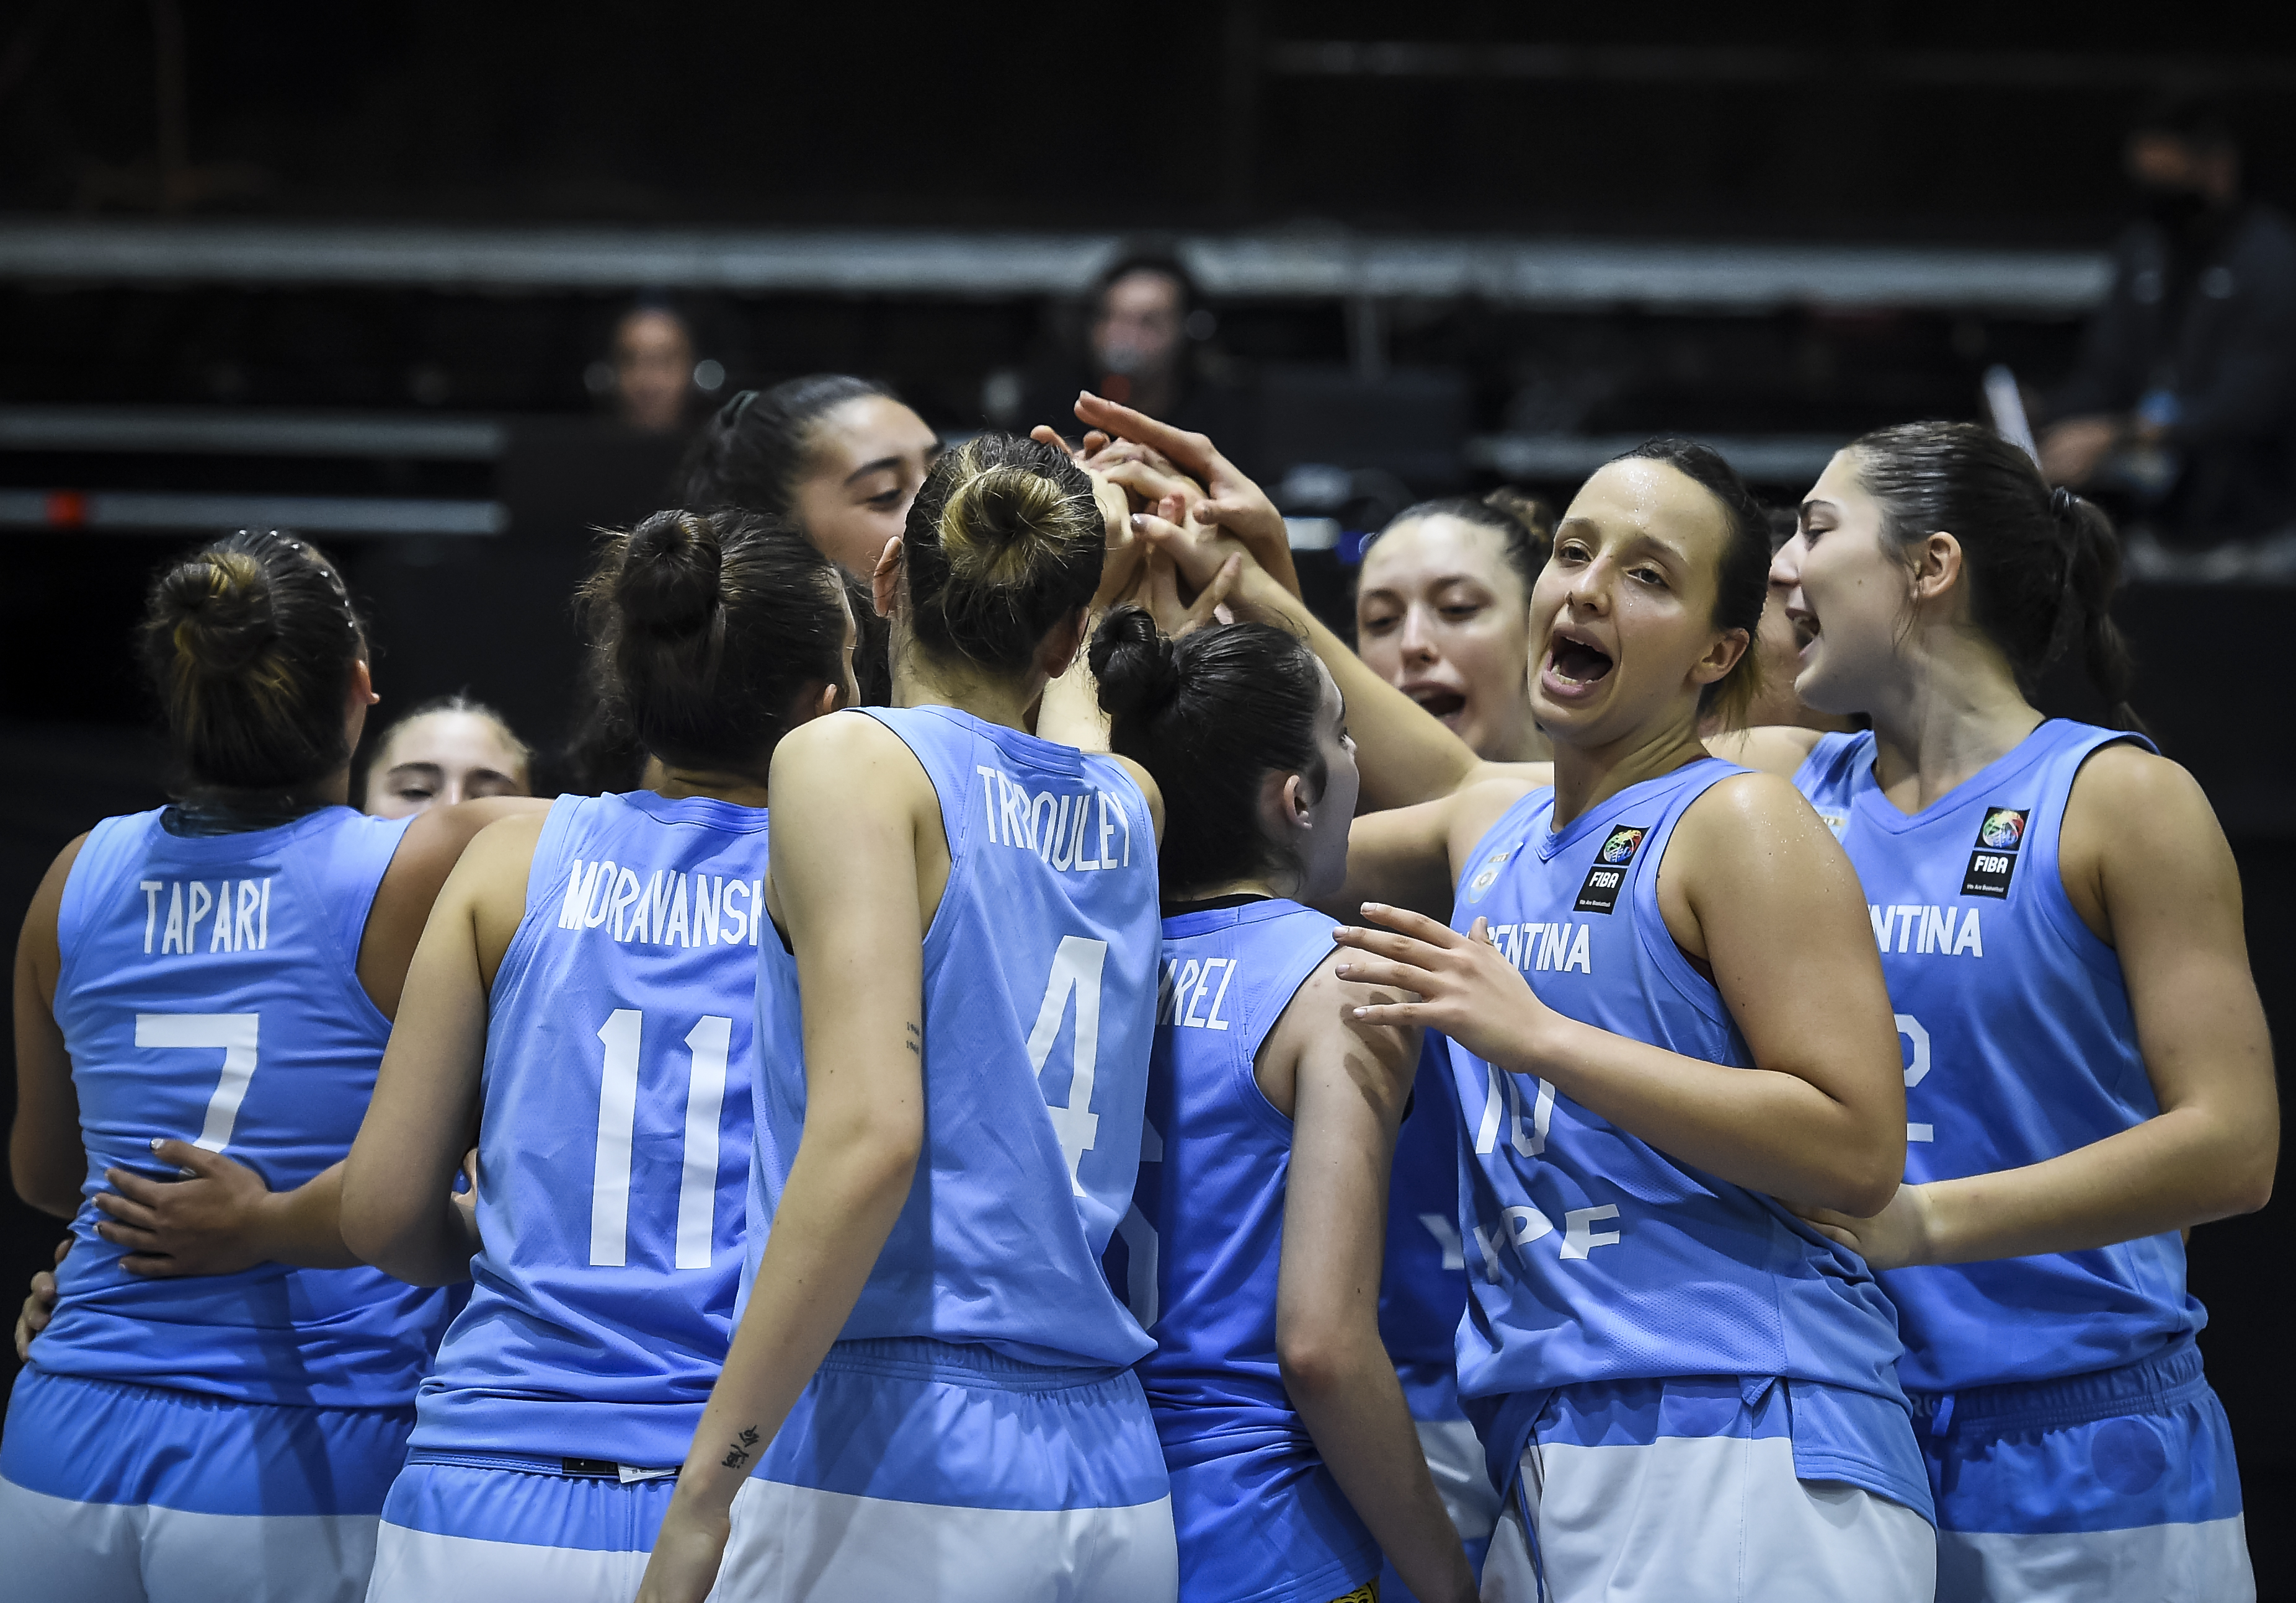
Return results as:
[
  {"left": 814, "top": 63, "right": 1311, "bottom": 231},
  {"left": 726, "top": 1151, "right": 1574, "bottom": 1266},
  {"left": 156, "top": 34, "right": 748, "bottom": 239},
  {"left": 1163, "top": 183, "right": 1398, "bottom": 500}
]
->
[
  {"left": 2039, "top": 97, "right": 2296, "bottom": 543},
  {"left": 1018, "top": 246, "right": 1251, "bottom": 463},
  {"left": 603, "top": 301, "right": 700, "bottom": 434}
]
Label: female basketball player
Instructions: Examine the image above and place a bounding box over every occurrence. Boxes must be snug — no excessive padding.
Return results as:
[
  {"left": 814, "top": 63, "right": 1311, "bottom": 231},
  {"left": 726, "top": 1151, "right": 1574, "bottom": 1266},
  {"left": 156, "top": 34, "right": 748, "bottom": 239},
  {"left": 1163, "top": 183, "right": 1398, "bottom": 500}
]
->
[
  {"left": 1355, "top": 491, "right": 1553, "bottom": 764},
  {"left": 638, "top": 433, "right": 1175, "bottom": 1603},
  {"left": 1718, "top": 422, "right": 2274, "bottom": 1602},
  {"left": 361, "top": 695, "right": 533, "bottom": 818},
  {"left": 1126, "top": 433, "right": 1938, "bottom": 1601},
  {"left": 1353, "top": 491, "right": 1551, "bottom": 1594},
  {"left": 4, "top": 529, "right": 538, "bottom": 1603},
  {"left": 1092, "top": 605, "right": 1477, "bottom": 1603},
  {"left": 335, "top": 510, "right": 852, "bottom": 1601},
  {"left": 680, "top": 373, "right": 940, "bottom": 707}
]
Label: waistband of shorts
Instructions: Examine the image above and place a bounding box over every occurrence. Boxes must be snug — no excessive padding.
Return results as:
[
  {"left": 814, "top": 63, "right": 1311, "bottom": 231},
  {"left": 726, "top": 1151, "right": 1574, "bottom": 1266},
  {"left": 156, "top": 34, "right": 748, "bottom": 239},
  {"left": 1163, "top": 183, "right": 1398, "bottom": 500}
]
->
[
  {"left": 404, "top": 1447, "right": 677, "bottom": 1481},
  {"left": 817, "top": 1334, "right": 1131, "bottom": 1393},
  {"left": 1904, "top": 1334, "right": 2207, "bottom": 1434}
]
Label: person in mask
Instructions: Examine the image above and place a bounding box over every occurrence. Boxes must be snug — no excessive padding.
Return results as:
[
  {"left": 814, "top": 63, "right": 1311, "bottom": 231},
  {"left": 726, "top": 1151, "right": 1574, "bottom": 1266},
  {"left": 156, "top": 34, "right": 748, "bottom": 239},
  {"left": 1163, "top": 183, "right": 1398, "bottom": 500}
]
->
[{"left": 2037, "top": 95, "right": 2296, "bottom": 546}]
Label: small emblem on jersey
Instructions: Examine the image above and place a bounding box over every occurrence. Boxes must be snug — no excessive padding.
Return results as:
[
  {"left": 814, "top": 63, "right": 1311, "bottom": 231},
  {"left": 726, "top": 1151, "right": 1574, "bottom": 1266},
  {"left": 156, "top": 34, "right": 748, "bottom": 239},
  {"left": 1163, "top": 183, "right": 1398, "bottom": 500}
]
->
[
  {"left": 1574, "top": 827, "right": 1644, "bottom": 914},
  {"left": 1817, "top": 809, "right": 1849, "bottom": 840},
  {"left": 1961, "top": 807, "right": 2028, "bottom": 899},
  {"left": 1464, "top": 845, "right": 1516, "bottom": 905},
  {"left": 1977, "top": 807, "right": 2028, "bottom": 851}
]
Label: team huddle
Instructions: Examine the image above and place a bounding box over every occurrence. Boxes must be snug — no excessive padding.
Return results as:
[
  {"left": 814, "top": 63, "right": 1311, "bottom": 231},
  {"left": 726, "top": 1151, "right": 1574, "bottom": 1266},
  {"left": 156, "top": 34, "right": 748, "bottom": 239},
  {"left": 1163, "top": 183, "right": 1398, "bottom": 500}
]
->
[{"left": 3, "top": 383, "right": 2275, "bottom": 1603}]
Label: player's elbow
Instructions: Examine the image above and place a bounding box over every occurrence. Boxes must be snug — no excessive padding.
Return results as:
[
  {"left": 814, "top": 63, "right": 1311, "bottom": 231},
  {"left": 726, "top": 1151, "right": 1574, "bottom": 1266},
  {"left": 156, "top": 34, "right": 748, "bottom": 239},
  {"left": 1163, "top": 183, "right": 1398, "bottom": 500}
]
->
[
  {"left": 1275, "top": 1310, "right": 1374, "bottom": 1398},
  {"left": 1813, "top": 1127, "right": 1905, "bottom": 1220},
  {"left": 2214, "top": 1140, "right": 2276, "bottom": 1219}
]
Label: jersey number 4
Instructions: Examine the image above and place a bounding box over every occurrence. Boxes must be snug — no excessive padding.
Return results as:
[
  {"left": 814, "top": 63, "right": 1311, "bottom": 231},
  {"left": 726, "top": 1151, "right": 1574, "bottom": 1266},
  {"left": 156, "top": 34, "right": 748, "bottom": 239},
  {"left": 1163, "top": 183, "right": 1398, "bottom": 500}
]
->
[
  {"left": 590, "top": 1010, "right": 732, "bottom": 1270},
  {"left": 1029, "top": 935, "right": 1108, "bottom": 1197}
]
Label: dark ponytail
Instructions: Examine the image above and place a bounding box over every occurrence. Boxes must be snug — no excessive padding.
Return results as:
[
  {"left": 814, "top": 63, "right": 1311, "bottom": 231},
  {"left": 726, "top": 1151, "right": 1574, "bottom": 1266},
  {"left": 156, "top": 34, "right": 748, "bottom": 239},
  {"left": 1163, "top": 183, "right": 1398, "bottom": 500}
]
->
[
  {"left": 1091, "top": 606, "right": 1326, "bottom": 891},
  {"left": 577, "top": 508, "right": 848, "bottom": 778},
  {"left": 1849, "top": 422, "right": 2146, "bottom": 734},
  {"left": 139, "top": 528, "right": 366, "bottom": 793}
]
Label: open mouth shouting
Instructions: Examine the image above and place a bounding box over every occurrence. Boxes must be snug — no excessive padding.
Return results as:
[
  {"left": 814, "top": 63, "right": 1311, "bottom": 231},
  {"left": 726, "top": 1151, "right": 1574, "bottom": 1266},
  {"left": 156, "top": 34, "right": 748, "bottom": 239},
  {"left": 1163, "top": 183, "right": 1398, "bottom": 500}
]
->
[
  {"left": 1402, "top": 681, "right": 1469, "bottom": 729},
  {"left": 1540, "top": 623, "right": 1615, "bottom": 702},
  {"left": 1788, "top": 606, "right": 1820, "bottom": 657}
]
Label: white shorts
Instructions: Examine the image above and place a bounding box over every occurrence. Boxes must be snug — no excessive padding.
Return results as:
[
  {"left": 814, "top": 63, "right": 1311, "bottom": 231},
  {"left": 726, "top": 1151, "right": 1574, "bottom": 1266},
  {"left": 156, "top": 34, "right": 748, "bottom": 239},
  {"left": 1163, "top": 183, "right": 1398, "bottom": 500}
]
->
[
  {"left": 714, "top": 1335, "right": 1175, "bottom": 1602},
  {"left": 0, "top": 1475, "right": 378, "bottom": 1603},
  {"left": 365, "top": 1455, "right": 678, "bottom": 1603},
  {"left": 1419, "top": 1415, "right": 1503, "bottom": 1546},
  {"left": 1480, "top": 1432, "right": 1935, "bottom": 1603}
]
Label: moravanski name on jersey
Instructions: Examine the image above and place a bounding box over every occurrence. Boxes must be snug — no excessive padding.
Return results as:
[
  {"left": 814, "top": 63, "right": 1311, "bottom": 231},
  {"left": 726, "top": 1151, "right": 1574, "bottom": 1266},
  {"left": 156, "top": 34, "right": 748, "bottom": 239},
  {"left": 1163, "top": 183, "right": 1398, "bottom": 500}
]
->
[
  {"left": 138, "top": 877, "right": 276, "bottom": 955},
  {"left": 558, "top": 859, "right": 765, "bottom": 948}
]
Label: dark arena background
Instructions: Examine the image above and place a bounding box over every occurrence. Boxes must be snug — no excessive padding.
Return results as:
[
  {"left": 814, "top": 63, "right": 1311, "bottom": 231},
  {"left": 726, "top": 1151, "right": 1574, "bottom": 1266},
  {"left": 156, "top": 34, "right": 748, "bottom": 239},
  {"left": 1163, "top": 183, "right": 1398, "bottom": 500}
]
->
[{"left": 3, "top": 2, "right": 2292, "bottom": 1592}]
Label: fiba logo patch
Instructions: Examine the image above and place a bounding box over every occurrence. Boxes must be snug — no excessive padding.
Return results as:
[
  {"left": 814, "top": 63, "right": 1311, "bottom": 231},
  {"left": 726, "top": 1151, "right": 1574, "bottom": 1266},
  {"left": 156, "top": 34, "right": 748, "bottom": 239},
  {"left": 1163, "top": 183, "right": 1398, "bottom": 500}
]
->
[
  {"left": 1574, "top": 824, "right": 1647, "bottom": 914},
  {"left": 1962, "top": 805, "right": 2029, "bottom": 899},
  {"left": 1465, "top": 845, "right": 1516, "bottom": 905},
  {"left": 1978, "top": 808, "right": 2027, "bottom": 851}
]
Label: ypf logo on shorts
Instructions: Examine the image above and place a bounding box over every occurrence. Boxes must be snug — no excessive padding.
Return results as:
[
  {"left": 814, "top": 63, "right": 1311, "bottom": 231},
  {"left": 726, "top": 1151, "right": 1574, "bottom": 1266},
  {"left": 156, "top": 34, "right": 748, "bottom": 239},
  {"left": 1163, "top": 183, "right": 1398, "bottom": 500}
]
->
[
  {"left": 1574, "top": 825, "right": 1645, "bottom": 914},
  {"left": 1960, "top": 806, "right": 2029, "bottom": 899}
]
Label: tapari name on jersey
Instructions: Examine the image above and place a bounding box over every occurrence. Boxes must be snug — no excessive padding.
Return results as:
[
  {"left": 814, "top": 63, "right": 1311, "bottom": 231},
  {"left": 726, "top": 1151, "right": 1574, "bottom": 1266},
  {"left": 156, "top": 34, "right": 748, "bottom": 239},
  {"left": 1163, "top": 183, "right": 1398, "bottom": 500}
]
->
[
  {"left": 138, "top": 877, "right": 275, "bottom": 956},
  {"left": 975, "top": 764, "right": 1134, "bottom": 873},
  {"left": 558, "top": 860, "right": 764, "bottom": 948}
]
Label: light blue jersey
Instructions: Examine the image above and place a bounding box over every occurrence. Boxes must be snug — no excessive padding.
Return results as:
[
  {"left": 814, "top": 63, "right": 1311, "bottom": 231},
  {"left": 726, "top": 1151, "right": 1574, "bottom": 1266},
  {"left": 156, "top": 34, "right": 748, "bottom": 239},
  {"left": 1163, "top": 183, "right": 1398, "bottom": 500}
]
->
[
  {"left": 1792, "top": 721, "right": 2199, "bottom": 1392},
  {"left": 750, "top": 704, "right": 1162, "bottom": 1369},
  {"left": 1795, "top": 723, "right": 2249, "bottom": 1591},
  {"left": 1450, "top": 761, "right": 1928, "bottom": 1519},
  {"left": 409, "top": 791, "right": 769, "bottom": 1470},
  {"left": 30, "top": 805, "right": 452, "bottom": 1406},
  {"left": 1122, "top": 898, "right": 1379, "bottom": 1603}
]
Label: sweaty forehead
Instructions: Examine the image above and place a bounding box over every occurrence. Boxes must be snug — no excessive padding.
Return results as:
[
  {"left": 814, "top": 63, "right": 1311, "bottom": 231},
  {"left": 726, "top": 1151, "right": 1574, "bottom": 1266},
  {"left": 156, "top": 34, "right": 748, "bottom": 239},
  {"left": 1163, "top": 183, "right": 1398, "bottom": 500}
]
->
[
  {"left": 1562, "top": 459, "right": 1725, "bottom": 552},
  {"left": 1361, "top": 515, "right": 1514, "bottom": 591},
  {"left": 811, "top": 396, "right": 934, "bottom": 474}
]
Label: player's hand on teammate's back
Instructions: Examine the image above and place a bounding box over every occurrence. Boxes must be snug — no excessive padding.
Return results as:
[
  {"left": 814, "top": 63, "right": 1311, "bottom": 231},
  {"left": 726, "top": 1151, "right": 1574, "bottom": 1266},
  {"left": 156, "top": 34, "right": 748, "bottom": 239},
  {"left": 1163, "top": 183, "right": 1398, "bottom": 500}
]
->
[
  {"left": 14, "top": 1235, "right": 69, "bottom": 1359},
  {"left": 1792, "top": 1182, "right": 1930, "bottom": 1271},
  {"left": 94, "top": 1140, "right": 283, "bottom": 1277}
]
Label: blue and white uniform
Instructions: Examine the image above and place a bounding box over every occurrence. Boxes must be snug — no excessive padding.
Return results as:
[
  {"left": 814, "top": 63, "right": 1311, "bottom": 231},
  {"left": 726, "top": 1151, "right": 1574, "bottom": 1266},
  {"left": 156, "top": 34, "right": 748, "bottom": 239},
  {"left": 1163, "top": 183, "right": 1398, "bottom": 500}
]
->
[
  {"left": 1796, "top": 720, "right": 2252, "bottom": 1602},
  {"left": 716, "top": 706, "right": 1175, "bottom": 1602},
  {"left": 365, "top": 792, "right": 772, "bottom": 1602},
  {"left": 1451, "top": 762, "right": 1935, "bottom": 1603},
  {"left": 1376, "top": 1036, "right": 1498, "bottom": 1600},
  {"left": 1119, "top": 897, "right": 1377, "bottom": 1603},
  {"left": 0, "top": 806, "right": 455, "bottom": 1603}
]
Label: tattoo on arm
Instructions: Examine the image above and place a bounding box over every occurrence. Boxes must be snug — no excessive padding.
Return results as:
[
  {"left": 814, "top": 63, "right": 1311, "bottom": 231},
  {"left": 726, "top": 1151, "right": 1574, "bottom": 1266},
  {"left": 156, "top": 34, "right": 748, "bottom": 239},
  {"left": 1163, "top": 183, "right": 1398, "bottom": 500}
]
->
[
  {"left": 720, "top": 1425, "right": 760, "bottom": 1470},
  {"left": 904, "top": 1021, "right": 922, "bottom": 1056}
]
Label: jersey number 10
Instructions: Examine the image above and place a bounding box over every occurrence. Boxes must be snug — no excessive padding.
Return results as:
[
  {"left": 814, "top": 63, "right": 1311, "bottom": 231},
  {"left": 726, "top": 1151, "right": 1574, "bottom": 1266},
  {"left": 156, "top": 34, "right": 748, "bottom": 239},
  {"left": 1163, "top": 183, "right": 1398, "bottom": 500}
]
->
[{"left": 590, "top": 1009, "right": 732, "bottom": 1271}]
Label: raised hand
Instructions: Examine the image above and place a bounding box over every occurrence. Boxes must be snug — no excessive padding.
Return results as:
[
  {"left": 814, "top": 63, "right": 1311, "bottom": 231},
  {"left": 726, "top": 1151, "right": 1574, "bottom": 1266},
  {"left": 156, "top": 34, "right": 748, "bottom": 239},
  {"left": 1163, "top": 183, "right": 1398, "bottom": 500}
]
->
[
  {"left": 1071, "top": 391, "right": 1300, "bottom": 598},
  {"left": 14, "top": 1235, "right": 69, "bottom": 1360}
]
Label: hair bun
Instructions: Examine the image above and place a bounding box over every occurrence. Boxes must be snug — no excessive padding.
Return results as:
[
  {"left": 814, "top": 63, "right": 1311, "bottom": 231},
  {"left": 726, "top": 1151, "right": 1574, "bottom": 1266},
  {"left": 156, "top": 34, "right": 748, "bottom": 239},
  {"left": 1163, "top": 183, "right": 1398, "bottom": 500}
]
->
[
  {"left": 1480, "top": 486, "right": 1554, "bottom": 544},
  {"left": 617, "top": 510, "right": 723, "bottom": 633},
  {"left": 940, "top": 462, "right": 1072, "bottom": 584},
  {"left": 158, "top": 548, "right": 278, "bottom": 674},
  {"left": 1090, "top": 605, "right": 1182, "bottom": 720}
]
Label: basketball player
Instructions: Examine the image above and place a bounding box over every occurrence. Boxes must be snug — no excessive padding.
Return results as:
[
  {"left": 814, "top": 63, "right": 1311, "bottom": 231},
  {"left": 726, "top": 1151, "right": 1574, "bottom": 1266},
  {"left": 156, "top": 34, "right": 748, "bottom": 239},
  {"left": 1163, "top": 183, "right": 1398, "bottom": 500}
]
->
[
  {"left": 1719, "top": 422, "right": 2273, "bottom": 1601},
  {"left": 1132, "top": 440, "right": 1938, "bottom": 1601},
  {"left": 637, "top": 434, "right": 1176, "bottom": 1602},
  {"left": 677, "top": 375, "right": 941, "bottom": 707},
  {"left": 327, "top": 512, "right": 850, "bottom": 1599},
  {"left": 4, "top": 530, "right": 539, "bottom": 1602},
  {"left": 361, "top": 696, "right": 533, "bottom": 819},
  {"left": 1091, "top": 604, "right": 1477, "bottom": 1603}
]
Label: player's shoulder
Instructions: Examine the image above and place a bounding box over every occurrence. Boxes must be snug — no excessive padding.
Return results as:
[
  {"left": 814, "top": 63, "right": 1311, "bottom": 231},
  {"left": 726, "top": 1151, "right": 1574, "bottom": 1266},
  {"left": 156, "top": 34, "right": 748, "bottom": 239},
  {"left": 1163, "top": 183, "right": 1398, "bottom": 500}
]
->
[{"left": 2065, "top": 739, "right": 2218, "bottom": 846}]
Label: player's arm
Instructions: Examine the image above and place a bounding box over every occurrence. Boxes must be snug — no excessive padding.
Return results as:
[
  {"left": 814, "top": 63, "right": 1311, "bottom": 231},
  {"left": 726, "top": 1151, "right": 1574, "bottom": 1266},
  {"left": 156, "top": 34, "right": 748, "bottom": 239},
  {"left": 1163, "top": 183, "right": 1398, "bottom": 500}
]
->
[
  {"left": 11, "top": 833, "right": 87, "bottom": 1219},
  {"left": 1337, "top": 774, "right": 1906, "bottom": 1215},
  {"left": 1271, "top": 961, "right": 1477, "bottom": 1603},
  {"left": 1804, "top": 747, "right": 2276, "bottom": 1268},
  {"left": 342, "top": 812, "right": 544, "bottom": 1286},
  {"left": 639, "top": 715, "right": 932, "bottom": 1603}
]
